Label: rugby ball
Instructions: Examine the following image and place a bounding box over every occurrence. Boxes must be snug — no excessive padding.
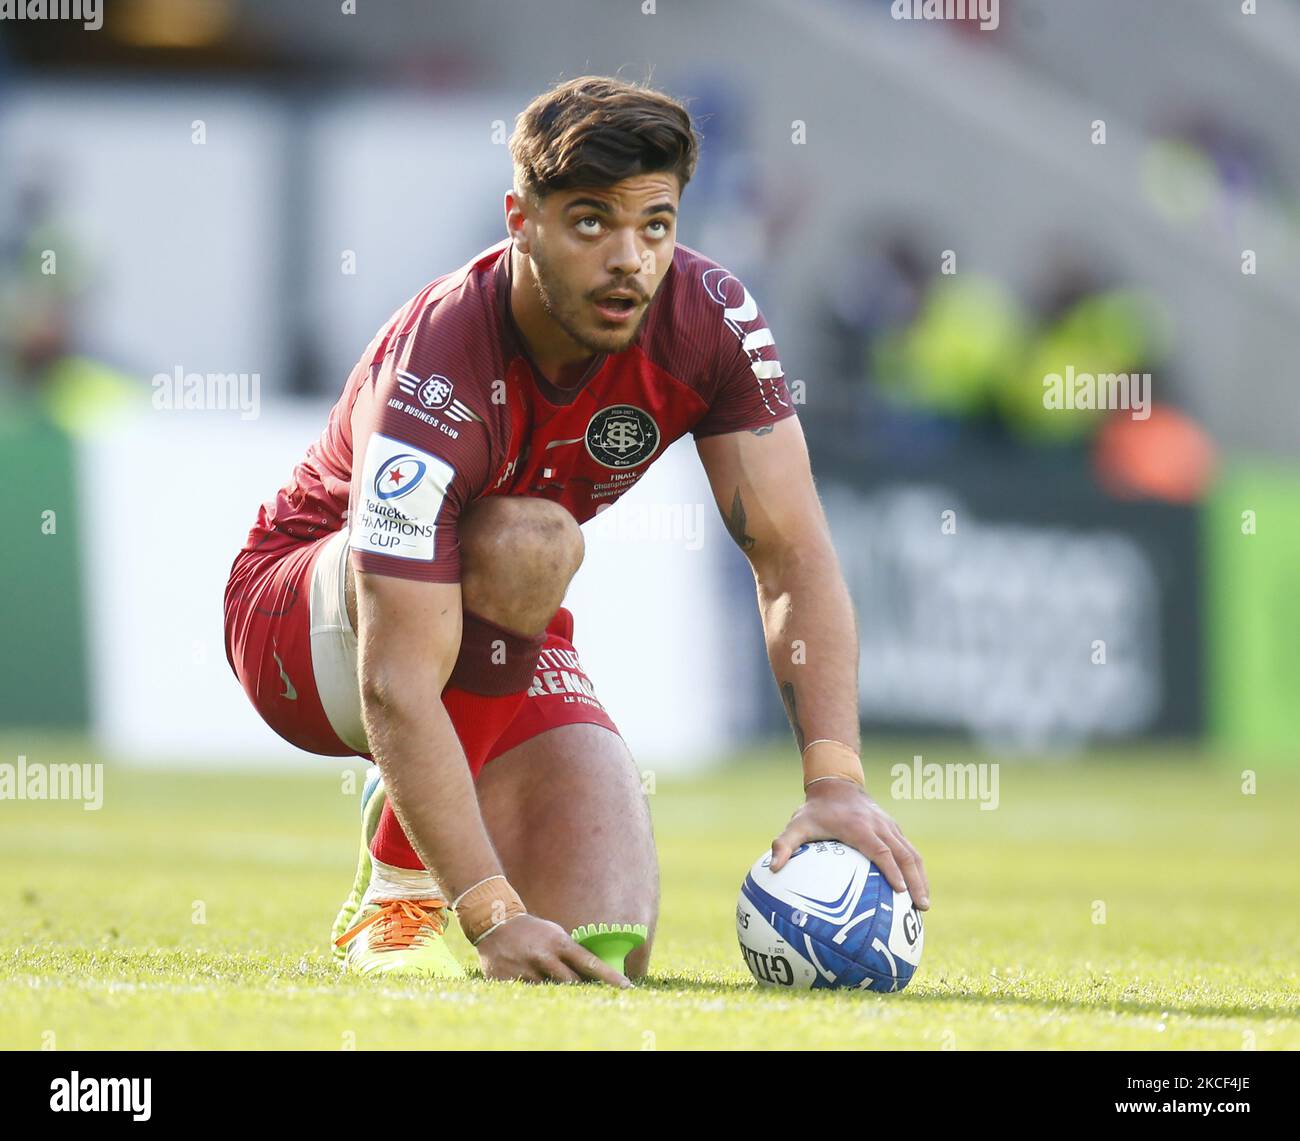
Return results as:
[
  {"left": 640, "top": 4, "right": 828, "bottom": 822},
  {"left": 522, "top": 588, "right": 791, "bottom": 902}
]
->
[{"left": 737, "top": 840, "right": 923, "bottom": 992}]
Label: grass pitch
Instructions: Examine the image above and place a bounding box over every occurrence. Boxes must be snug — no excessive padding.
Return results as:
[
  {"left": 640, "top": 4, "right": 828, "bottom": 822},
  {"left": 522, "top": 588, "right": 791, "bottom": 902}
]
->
[{"left": 1, "top": 740, "right": 1296, "bottom": 1050}]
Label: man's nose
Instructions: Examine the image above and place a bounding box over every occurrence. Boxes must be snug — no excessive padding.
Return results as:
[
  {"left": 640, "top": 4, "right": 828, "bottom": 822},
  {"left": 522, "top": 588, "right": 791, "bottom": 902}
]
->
[{"left": 607, "top": 230, "right": 643, "bottom": 276}]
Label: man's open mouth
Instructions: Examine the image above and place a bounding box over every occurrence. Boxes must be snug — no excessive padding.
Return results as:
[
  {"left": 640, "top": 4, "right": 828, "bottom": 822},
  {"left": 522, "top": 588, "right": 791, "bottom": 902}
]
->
[{"left": 593, "top": 294, "right": 642, "bottom": 321}]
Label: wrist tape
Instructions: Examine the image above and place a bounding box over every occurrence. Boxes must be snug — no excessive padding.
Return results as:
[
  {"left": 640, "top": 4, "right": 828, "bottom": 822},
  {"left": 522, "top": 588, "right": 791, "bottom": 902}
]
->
[
  {"left": 452, "top": 875, "right": 527, "bottom": 945},
  {"left": 801, "top": 739, "right": 865, "bottom": 790}
]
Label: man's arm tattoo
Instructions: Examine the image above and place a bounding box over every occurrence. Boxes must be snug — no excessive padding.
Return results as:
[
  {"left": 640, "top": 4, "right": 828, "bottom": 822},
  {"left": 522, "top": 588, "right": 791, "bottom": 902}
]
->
[
  {"left": 726, "top": 488, "right": 756, "bottom": 552},
  {"left": 781, "top": 681, "right": 805, "bottom": 751}
]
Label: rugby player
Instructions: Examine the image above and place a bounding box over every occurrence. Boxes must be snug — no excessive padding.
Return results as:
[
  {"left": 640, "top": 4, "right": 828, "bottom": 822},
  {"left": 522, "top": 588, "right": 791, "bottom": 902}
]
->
[{"left": 223, "top": 76, "right": 929, "bottom": 987}]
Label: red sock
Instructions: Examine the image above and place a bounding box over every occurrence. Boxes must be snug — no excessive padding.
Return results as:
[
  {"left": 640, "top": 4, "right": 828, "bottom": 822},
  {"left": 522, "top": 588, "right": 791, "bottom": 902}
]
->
[
  {"left": 368, "top": 609, "right": 546, "bottom": 871},
  {"left": 369, "top": 802, "right": 425, "bottom": 870}
]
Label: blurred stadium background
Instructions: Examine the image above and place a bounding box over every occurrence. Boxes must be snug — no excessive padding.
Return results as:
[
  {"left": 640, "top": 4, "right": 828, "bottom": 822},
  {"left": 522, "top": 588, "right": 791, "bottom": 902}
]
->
[
  {"left": 3, "top": 0, "right": 1300, "bottom": 1053},
  {"left": 3, "top": 0, "right": 1299, "bottom": 770}
]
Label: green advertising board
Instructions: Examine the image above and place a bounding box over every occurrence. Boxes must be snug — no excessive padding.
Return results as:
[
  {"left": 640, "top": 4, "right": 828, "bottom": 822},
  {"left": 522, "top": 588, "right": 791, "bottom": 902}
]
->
[
  {"left": 0, "top": 412, "right": 90, "bottom": 730},
  {"left": 1206, "top": 465, "right": 1300, "bottom": 756}
]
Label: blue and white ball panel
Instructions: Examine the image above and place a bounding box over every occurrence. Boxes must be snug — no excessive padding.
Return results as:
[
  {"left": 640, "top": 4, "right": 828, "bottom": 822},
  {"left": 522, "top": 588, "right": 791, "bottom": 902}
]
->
[
  {"left": 737, "top": 841, "right": 923, "bottom": 992},
  {"left": 734, "top": 900, "right": 818, "bottom": 988}
]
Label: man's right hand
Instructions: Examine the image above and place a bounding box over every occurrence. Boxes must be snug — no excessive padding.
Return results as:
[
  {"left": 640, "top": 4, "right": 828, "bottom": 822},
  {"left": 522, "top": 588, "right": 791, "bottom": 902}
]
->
[{"left": 475, "top": 914, "right": 632, "bottom": 987}]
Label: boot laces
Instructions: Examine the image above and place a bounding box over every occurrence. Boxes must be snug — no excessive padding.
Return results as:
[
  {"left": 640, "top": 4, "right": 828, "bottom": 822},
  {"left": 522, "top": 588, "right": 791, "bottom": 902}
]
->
[{"left": 334, "top": 898, "right": 449, "bottom": 951}]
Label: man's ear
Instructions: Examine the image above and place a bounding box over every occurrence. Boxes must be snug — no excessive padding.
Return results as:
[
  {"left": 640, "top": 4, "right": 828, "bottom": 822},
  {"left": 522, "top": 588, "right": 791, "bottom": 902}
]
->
[{"left": 505, "top": 189, "right": 531, "bottom": 254}]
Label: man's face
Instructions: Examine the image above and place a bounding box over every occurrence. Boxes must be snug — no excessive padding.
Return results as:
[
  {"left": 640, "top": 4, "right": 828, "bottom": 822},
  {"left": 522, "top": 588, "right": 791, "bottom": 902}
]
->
[{"left": 520, "top": 173, "right": 680, "bottom": 355}]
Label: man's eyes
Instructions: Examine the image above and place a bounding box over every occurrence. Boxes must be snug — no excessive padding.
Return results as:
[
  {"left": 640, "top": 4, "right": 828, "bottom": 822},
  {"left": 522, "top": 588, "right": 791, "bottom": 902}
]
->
[{"left": 574, "top": 216, "right": 671, "bottom": 237}]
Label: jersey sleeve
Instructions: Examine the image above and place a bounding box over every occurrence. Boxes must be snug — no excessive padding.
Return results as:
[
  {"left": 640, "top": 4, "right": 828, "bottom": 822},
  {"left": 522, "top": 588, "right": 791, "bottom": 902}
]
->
[
  {"left": 696, "top": 285, "right": 795, "bottom": 441},
  {"left": 691, "top": 285, "right": 799, "bottom": 440},
  {"left": 348, "top": 311, "right": 501, "bottom": 584}
]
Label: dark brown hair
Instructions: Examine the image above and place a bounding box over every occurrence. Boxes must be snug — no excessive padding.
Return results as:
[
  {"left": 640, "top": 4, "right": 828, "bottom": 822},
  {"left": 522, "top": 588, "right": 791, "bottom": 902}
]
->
[{"left": 510, "top": 75, "right": 700, "bottom": 202}]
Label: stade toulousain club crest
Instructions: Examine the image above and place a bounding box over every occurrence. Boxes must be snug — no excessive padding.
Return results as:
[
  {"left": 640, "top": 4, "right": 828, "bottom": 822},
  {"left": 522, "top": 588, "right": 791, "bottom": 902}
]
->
[
  {"left": 417, "top": 374, "right": 453, "bottom": 411},
  {"left": 585, "top": 404, "right": 660, "bottom": 469}
]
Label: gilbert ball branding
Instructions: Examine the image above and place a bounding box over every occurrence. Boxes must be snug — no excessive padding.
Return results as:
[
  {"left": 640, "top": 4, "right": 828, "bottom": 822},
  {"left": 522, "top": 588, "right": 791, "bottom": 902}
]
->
[{"left": 351, "top": 433, "right": 455, "bottom": 561}]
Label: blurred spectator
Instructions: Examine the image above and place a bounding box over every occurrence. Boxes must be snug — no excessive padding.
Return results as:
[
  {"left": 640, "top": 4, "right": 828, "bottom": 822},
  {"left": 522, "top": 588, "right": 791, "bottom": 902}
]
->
[
  {"left": 996, "top": 253, "right": 1173, "bottom": 445},
  {"left": 823, "top": 230, "right": 931, "bottom": 382},
  {"left": 1142, "top": 112, "right": 1297, "bottom": 245},
  {"left": 0, "top": 174, "right": 141, "bottom": 435},
  {"left": 817, "top": 226, "right": 1027, "bottom": 459},
  {"left": 812, "top": 229, "right": 1216, "bottom": 502},
  {"left": 874, "top": 272, "right": 1025, "bottom": 422},
  {"left": 1093, "top": 403, "right": 1217, "bottom": 503}
]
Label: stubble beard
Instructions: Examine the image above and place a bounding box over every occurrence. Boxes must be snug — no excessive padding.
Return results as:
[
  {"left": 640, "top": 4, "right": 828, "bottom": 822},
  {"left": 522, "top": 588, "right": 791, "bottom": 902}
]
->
[{"left": 529, "top": 246, "right": 645, "bottom": 356}]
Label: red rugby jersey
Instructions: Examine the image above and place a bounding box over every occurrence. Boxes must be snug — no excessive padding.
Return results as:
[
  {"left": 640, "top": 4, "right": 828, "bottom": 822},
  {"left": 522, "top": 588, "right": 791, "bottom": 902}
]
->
[{"left": 239, "top": 239, "right": 797, "bottom": 582}]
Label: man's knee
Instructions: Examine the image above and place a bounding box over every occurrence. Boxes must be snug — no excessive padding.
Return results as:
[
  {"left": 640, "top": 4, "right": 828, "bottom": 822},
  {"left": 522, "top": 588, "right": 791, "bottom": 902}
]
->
[{"left": 459, "top": 497, "right": 584, "bottom": 633}]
